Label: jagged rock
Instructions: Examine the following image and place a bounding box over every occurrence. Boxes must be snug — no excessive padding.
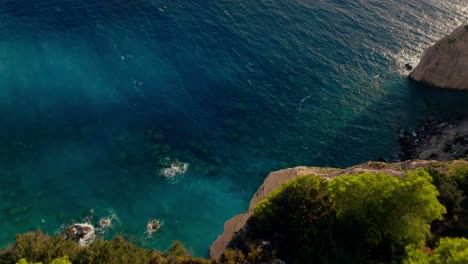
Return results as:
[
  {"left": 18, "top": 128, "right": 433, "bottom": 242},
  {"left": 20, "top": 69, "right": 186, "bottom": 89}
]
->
[
  {"left": 64, "top": 223, "right": 95, "bottom": 246},
  {"left": 410, "top": 24, "right": 468, "bottom": 90},
  {"left": 146, "top": 219, "right": 161, "bottom": 235},
  {"left": 405, "top": 63, "right": 413, "bottom": 71}
]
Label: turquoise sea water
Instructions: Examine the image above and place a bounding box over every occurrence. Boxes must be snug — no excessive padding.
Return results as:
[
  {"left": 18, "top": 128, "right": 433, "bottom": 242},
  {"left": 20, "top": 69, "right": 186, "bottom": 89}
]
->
[{"left": 0, "top": 0, "right": 468, "bottom": 256}]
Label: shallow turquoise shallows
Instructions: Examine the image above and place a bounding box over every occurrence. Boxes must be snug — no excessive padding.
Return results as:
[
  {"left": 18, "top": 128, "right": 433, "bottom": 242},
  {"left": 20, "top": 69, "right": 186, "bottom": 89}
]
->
[{"left": 0, "top": 0, "right": 467, "bottom": 257}]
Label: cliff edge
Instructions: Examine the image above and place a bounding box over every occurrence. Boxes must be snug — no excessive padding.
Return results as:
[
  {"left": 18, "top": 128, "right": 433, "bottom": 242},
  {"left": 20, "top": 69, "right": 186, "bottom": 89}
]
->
[
  {"left": 410, "top": 24, "right": 468, "bottom": 90},
  {"left": 209, "top": 160, "right": 465, "bottom": 259}
]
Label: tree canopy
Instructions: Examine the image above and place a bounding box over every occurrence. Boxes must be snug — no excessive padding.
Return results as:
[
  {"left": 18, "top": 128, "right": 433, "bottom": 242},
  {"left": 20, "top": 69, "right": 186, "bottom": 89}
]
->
[
  {"left": 246, "top": 170, "right": 446, "bottom": 263},
  {"left": 404, "top": 237, "right": 468, "bottom": 264}
]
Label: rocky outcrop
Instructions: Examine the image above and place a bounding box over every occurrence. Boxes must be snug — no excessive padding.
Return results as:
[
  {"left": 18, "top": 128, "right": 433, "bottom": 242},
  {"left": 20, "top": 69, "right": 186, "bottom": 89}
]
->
[
  {"left": 209, "top": 160, "right": 465, "bottom": 259},
  {"left": 146, "top": 219, "right": 161, "bottom": 235},
  {"left": 64, "top": 223, "right": 96, "bottom": 247},
  {"left": 410, "top": 24, "right": 468, "bottom": 90},
  {"left": 398, "top": 117, "right": 468, "bottom": 161}
]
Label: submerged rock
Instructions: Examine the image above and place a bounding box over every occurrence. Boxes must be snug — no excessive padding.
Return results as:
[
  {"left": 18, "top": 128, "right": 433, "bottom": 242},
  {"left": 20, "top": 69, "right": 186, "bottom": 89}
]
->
[
  {"left": 159, "top": 159, "right": 189, "bottom": 183},
  {"left": 99, "top": 218, "right": 112, "bottom": 229},
  {"left": 410, "top": 24, "right": 468, "bottom": 90},
  {"left": 7, "top": 206, "right": 28, "bottom": 216},
  {"left": 64, "top": 223, "right": 95, "bottom": 246}
]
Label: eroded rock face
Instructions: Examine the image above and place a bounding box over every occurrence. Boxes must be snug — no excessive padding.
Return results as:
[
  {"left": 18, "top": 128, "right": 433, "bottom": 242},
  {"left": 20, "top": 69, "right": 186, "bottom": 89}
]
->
[
  {"left": 209, "top": 160, "right": 467, "bottom": 259},
  {"left": 64, "top": 223, "right": 95, "bottom": 246},
  {"left": 410, "top": 24, "right": 468, "bottom": 90}
]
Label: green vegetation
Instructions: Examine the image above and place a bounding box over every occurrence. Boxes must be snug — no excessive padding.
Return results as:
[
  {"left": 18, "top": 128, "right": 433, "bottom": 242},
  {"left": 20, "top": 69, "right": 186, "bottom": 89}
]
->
[
  {"left": 464, "top": 24, "right": 468, "bottom": 31},
  {"left": 425, "top": 163, "right": 468, "bottom": 243},
  {"left": 230, "top": 162, "right": 468, "bottom": 263},
  {"left": 0, "top": 232, "right": 274, "bottom": 264},
  {"left": 17, "top": 256, "right": 72, "bottom": 264},
  {"left": 329, "top": 170, "right": 445, "bottom": 260},
  {"left": 249, "top": 176, "right": 334, "bottom": 262},
  {"left": 2, "top": 162, "right": 468, "bottom": 264},
  {"left": 404, "top": 237, "right": 468, "bottom": 263},
  {"left": 0, "top": 232, "right": 213, "bottom": 264}
]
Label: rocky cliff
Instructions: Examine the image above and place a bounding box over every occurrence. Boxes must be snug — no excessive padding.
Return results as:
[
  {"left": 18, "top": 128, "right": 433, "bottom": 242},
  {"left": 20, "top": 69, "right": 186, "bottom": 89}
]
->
[
  {"left": 410, "top": 24, "right": 468, "bottom": 90},
  {"left": 209, "top": 160, "right": 466, "bottom": 259}
]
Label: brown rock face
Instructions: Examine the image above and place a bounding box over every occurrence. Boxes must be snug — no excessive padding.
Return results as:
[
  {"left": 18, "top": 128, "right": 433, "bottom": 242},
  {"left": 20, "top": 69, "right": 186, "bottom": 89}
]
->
[{"left": 410, "top": 24, "right": 468, "bottom": 90}]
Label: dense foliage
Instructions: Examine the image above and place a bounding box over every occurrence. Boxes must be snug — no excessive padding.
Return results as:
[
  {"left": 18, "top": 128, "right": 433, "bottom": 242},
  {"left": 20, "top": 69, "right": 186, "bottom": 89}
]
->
[
  {"left": 250, "top": 176, "right": 335, "bottom": 261},
  {"left": 328, "top": 170, "right": 445, "bottom": 259},
  {"left": 17, "top": 256, "right": 72, "bottom": 264},
  {"left": 0, "top": 232, "right": 212, "bottom": 264},
  {"left": 232, "top": 163, "right": 468, "bottom": 263},
  {"left": 427, "top": 163, "right": 468, "bottom": 242},
  {"left": 404, "top": 237, "right": 468, "bottom": 264}
]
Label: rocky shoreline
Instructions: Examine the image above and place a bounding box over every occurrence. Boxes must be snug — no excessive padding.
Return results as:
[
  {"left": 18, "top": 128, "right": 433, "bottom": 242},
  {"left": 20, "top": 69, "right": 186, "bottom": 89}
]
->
[
  {"left": 209, "top": 112, "right": 468, "bottom": 259},
  {"left": 397, "top": 116, "right": 468, "bottom": 161}
]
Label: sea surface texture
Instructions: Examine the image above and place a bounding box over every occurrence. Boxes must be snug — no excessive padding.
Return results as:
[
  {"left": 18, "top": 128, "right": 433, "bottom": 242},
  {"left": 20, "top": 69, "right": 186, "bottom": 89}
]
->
[{"left": 0, "top": 0, "right": 467, "bottom": 256}]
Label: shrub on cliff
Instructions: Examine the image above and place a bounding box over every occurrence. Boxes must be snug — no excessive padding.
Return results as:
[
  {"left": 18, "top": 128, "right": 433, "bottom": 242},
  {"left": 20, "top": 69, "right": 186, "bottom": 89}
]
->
[
  {"left": 329, "top": 170, "right": 445, "bottom": 261},
  {"left": 404, "top": 237, "right": 468, "bottom": 264},
  {"left": 17, "top": 256, "right": 72, "bottom": 264},
  {"left": 249, "top": 175, "right": 336, "bottom": 262},
  {"left": 0, "top": 232, "right": 212, "bottom": 264},
  {"left": 246, "top": 171, "right": 445, "bottom": 263},
  {"left": 426, "top": 162, "right": 468, "bottom": 241}
]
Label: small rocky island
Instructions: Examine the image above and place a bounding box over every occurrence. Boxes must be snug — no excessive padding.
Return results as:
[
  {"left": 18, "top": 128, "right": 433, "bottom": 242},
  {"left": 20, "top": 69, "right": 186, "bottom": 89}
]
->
[{"left": 410, "top": 24, "right": 468, "bottom": 90}]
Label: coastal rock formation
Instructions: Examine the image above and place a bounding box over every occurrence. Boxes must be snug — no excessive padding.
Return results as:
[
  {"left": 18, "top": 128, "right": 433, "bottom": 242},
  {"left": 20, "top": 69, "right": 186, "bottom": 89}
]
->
[
  {"left": 209, "top": 160, "right": 462, "bottom": 259},
  {"left": 398, "top": 117, "right": 468, "bottom": 161},
  {"left": 409, "top": 24, "right": 468, "bottom": 90},
  {"left": 99, "top": 218, "right": 112, "bottom": 229},
  {"left": 64, "top": 223, "right": 95, "bottom": 246},
  {"left": 146, "top": 219, "right": 161, "bottom": 235}
]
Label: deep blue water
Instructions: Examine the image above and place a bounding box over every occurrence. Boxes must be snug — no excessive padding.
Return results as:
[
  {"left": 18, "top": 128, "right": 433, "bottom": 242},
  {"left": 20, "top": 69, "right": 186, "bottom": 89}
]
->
[{"left": 0, "top": 0, "right": 467, "bottom": 257}]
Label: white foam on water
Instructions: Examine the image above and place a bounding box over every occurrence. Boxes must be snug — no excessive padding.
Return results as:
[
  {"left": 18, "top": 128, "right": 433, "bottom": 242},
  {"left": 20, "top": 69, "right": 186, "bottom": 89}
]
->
[
  {"left": 64, "top": 223, "right": 96, "bottom": 247},
  {"left": 60, "top": 209, "right": 120, "bottom": 239},
  {"left": 145, "top": 219, "right": 163, "bottom": 239},
  {"left": 96, "top": 211, "right": 119, "bottom": 233},
  {"left": 298, "top": 95, "right": 313, "bottom": 112},
  {"left": 159, "top": 158, "right": 189, "bottom": 184},
  {"left": 387, "top": 48, "right": 421, "bottom": 77}
]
